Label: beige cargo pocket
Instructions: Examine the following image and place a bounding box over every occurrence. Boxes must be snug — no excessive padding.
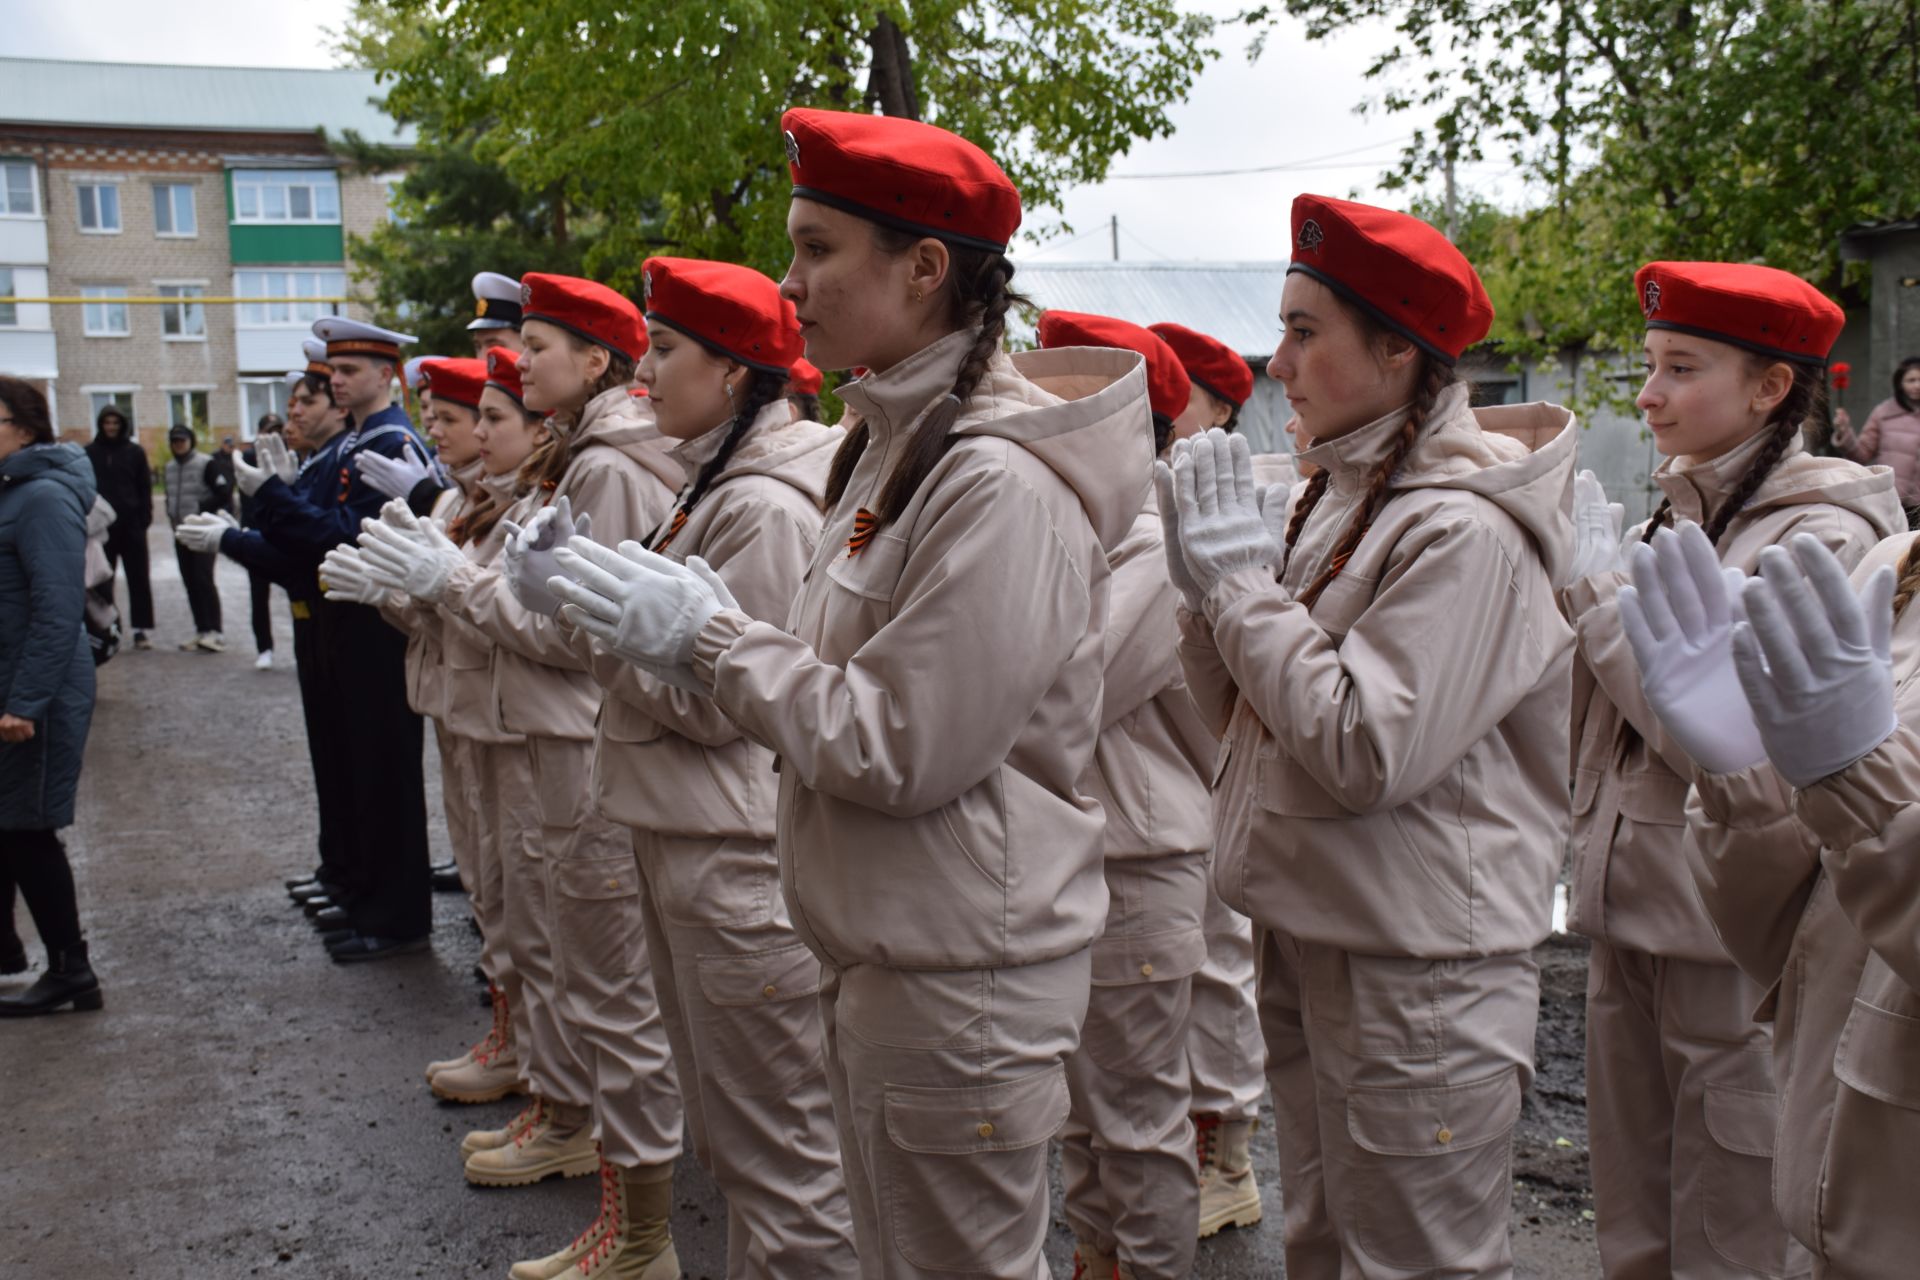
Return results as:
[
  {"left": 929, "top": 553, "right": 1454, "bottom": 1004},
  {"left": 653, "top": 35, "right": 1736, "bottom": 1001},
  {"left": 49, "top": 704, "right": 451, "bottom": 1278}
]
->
[
  {"left": 694, "top": 942, "right": 825, "bottom": 1096},
  {"left": 1082, "top": 967, "right": 1195, "bottom": 1078},
  {"left": 551, "top": 852, "right": 646, "bottom": 987},
  {"left": 1699, "top": 1083, "right": 1804, "bottom": 1275},
  {"left": 883, "top": 1065, "right": 1068, "bottom": 1272},
  {"left": 1346, "top": 1068, "right": 1521, "bottom": 1271},
  {"left": 1821, "top": 995, "right": 1920, "bottom": 1274}
]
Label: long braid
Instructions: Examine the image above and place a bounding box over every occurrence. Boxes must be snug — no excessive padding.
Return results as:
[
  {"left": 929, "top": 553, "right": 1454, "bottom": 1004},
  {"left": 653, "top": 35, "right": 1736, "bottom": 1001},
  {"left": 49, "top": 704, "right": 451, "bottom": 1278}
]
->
[
  {"left": 1894, "top": 533, "right": 1920, "bottom": 619},
  {"left": 824, "top": 419, "right": 869, "bottom": 511},
  {"left": 1295, "top": 359, "right": 1453, "bottom": 610},
  {"left": 1283, "top": 471, "right": 1331, "bottom": 557},
  {"left": 652, "top": 368, "right": 787, "bottom": 552}
]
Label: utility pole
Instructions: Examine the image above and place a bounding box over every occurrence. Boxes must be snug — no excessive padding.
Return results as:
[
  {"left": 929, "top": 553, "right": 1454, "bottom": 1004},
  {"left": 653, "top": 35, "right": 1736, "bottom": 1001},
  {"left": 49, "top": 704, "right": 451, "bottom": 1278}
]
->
[
  {"left": 1443, "top": 153, "right": 1459, "bottom": 241},
  {"left": 1111, "top": 214, "right": 1119, "bottom": 262}
]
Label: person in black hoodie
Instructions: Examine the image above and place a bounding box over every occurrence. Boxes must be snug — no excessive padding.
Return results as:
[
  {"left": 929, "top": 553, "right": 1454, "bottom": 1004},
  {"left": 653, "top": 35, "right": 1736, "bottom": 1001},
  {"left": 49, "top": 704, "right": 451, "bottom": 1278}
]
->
[
  {"left": 82, "top": 405, "right": 154, "bottom": 649},
  {"left": 239, "top": 416, "right": 283, "bottom": 669}
]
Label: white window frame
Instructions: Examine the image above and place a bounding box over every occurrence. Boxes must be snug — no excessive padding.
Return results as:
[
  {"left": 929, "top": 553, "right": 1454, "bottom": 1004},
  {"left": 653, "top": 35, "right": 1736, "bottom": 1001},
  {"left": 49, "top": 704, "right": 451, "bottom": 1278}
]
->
[
  {"left": 84, "top": 386, "right": 140, "bottom": 426},
  {"left": 163, "top": 386, "right": 213, "bottom": 435},
  {"left": 0, "top": 266, "right": 16, "bottom": 329},
  {"left": 153, "top": 183, "right": 197, "bottom": 238},
  {"left": 0, "top": 160, "right": 39, "bottom": 219},
  {"left": 75, "top": 180, "right": 122, "bottom": 234},
  {"left": 237, "top": 378, "right": 290, "bottom": 440},
  {"left": 155, "top": 279, "right": 209, "bottom": 342},
  {"left": 233, "top": 268, "right": 347, "bottom": 328},
  {"left": 81, "top": 285, "right": 130, "bottom": 337},
  {"left": 230, "top": 170, "right": 342, "bottom": 226}
]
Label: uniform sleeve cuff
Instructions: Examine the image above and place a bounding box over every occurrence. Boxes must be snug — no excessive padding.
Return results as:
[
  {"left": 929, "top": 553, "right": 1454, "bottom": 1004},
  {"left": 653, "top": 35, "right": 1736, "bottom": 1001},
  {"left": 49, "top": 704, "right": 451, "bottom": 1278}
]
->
[
  {"left": 1795, "top": 725, "right": 1920, "bottom": 852},
  {"left": 1692, "top": 761, "right": 1793, "bottom": 829},
  {"left": 691, "top": 608, "right": 752, "bottom": 688},
  {"left": 1558, "top": 568, "right": 1627, "bottom": 617},
  {"left": 1201, "top": 566, "right": 1282, "bottom": 628}
]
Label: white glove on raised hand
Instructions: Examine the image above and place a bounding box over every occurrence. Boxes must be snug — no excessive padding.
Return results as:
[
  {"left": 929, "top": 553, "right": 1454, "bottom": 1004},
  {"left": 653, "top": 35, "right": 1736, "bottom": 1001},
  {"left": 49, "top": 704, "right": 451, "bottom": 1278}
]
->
[
  {"left": 501, "top": 496, "right": 593, "bottom": 618},
  {"left": 355, "top": 442, "right": 440, "bottom": 501},
  {"left": 548, "top": 538, "right": 739, "bottom": 691},
  {"left": 1153, "top": 460, "right": 1205, "bottom": 613},
  {"left": 175, "top": 510, "right": 238, "bottom": 553},
  {"left": 1172, "top": 429, "right": 1280, "bottom": 596},
  {"left": 355, "top": 504, "right": 466, "bottom": 603},
  {"left": 1569, "top": 469, "right": 1627, "bottom": 580},
  {"left": 318, "top": 545, "right": 391, "bottom": 606},
  {"left": 1731, "top": 533, "right": 1899, "bottom": 788},
  {"left": 1616, "top": 522, "right": 1764, "bottom": 774}
]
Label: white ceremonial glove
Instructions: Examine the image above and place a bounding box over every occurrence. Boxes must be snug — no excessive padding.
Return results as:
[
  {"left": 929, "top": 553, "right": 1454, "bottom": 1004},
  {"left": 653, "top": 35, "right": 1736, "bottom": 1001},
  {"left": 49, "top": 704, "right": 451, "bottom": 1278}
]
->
[
  {"left": 1616, "top": 521, "right": 1764, "bottom": 774},
  {"left": 1731, "top": 532, "right": 1899, "bottom": 789},
  {"left": 1153, "top": 459, "right": 1205, "bottom": 613},
  {"left": 175, "top": 510, "right": 237, "bottom": 553},
  {"left": 1569, "top": 469, "right": 1627, "bottom": 580},
  {"left": 548, "top": 538, "right": 737, "bottom": 691},
  {"left": 355, "top": 441, "right": 439, "bottom": 501},
  {"left": 1172, "top": 429, "right": 1281, "bottom": 596},
  {"left": 318, "top": 545, "right": 391, "bottom": 606},
  {"left": 355, "top": 504, "right": 466, "bottom": 604},
  {"left": 258, "top": 432, "right": 299, "bottom": 484},
  {"left": 1255, "top": 481, "right": 1293, "bottom": 554},
  {"left": 501, "top": 496, "right": 593, "bottom": 618}
]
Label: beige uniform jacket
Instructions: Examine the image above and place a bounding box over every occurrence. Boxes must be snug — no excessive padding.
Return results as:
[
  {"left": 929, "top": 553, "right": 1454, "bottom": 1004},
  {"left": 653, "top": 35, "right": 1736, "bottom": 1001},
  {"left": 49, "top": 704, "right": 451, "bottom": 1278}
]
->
[
  {"left": 385, "top": 460, "right": 482, "bottom": 722},
  {"left": 689, "top": 330, "right": 1155, "bottom": 971},
  {"left": 581, "top": 403, "right": 841, "bottom": 840},
  {"left": 437, "top": 388, "right": 682, "bottom": 742},
  {"left": 1564, "top": 432, "right": 1902, "bottom": 959},
  {"left": 1686, "top": 532, "right": 1920, "bottom": 1272},
  {"left": 1180, "top": 387, "right": 1578, "bottom": 958}
]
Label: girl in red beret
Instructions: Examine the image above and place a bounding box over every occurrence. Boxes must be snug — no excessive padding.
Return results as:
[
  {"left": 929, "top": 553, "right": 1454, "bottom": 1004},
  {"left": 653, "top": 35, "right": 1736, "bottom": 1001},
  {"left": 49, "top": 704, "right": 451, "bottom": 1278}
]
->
[
  {"left": 1162, "top": 193, "right": 1579, "bottom": 1277},
  {"left": 350, "top": 274, "right": 692, "bottom": 1278},
  {"left": 546, "top": 107, "right": 1155, "bottom": 1279},
  {"left": 1562, "top": 262, "right": 1902, "bottom": 1277},
  {"left": 786, "top": 357, "right": 825, "bottom": 424}
]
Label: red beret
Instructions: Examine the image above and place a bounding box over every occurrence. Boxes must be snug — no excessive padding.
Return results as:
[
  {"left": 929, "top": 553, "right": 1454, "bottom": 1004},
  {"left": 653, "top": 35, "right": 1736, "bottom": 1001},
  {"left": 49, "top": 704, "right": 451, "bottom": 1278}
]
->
[
  {"left": 1288, "top": 194, "right": 1492, "bottom": 365},
  {"left": 483, "top": 348, "right": 524, "bottom": 404},
  {"left": 521, "top": 272, "right": 647, "bottom": 363},
  {"left": 641, "top": 257, "right": 803, "bottom": 375},
  {"left": 1038, "top": 310, "right": 1191, "bottom": 422},
  {"left": 788, "top": 359, "right": 823, "bottom": 396},
  {"left": 1148, "top": 322, "right": 1254, "bottom": 409},
  {"left": 1635, "top": 261, "right": 1843, "bottom": 366},
  {"left": 781, "top": 107, "right": 1021, "bottom": 254},
  {"left": 419, "top": 357, "right": 488, "bottom": 411}
]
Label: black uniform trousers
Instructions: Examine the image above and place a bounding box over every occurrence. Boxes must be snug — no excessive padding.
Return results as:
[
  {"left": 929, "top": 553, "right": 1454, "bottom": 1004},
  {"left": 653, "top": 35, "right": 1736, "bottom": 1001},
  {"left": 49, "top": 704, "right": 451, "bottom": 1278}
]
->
[
  {"left": 173, "top": 542, "right": 222, "bottom": 635},
  {"left": 311, "top": 597, "right": 430, "bottom": 941},
  {"left": 247, "top": 569, "right": 274, "bottom": 654},
  {"left": 103, "top": 521, "right": 154, "bottom": 633},
  {"left": 290, "top": 605, "right": 349, "bottom": 889}
]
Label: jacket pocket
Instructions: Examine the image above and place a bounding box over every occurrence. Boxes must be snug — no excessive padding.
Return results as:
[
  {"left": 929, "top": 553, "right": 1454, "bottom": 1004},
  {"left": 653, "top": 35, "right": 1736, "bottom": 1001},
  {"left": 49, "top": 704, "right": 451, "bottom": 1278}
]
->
[
  {"left": 824, "top": 530, "right": 908, "bottom": 603},
  {"left": 1255, "top": 750, "right": 1355, "bottom": 819},
  {"left": 1615, "top": 768, "right": 1689, "bottom": 826},
  {"left": 1307, "top": 568, "right": 1377, "bottom": 638},
  {"left": 1699, "top": 1083, "right": 1806, "bottom": 1275},
  {"left": 600, "top": 695, "right": 666, "bottom": 745},
  {"left": 1346, "top": 1069, "right": 1521, "bottom": 1271},
  {"left": 883, "top": 1066, "right": 1068, "bottom": 1271},
  {"left": 693, "top": 941, "right": 825, "bottom": 1096},
  {"left": 1834, "top": 994, "right": 1920, "bottom": 1109},
  {"left": 1819, "top": 991, "right": 1920, "bottom": 1274}
]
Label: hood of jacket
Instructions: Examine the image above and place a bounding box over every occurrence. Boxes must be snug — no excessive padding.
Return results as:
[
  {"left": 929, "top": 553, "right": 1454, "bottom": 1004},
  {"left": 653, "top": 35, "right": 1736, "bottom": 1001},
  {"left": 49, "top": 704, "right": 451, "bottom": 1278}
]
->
[
  {"left": 670, "top": 401, "right": 845, "bottom": 509},
  {"left": 88, "top": 405, "right": 138, "bottom": 451},
  {"left": 567, "top": 385, "right": 684, "bottom": 494},
  {"left": 1299, "top": 383, "right": 1579, "bottom": 586},
  {"left": 1654, "top": 426, "right": 1905, "bottom": 541},
  {"left": 2, "top": 441, "right": 97, "bottom": 509}
]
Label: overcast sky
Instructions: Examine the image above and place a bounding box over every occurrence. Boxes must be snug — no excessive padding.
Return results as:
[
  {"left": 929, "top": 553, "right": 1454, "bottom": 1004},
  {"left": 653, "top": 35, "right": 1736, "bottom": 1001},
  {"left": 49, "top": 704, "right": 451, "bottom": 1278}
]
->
[{"left": 0, "top": 0, "right": 1530, "bottom": 263}]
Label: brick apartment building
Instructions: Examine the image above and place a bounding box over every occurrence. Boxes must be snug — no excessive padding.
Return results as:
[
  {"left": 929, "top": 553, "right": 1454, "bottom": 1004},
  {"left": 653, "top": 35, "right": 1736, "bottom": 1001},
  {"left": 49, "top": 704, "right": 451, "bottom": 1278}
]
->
[{"left": 0, "top": 57, "right": 410, "bottom": 452}]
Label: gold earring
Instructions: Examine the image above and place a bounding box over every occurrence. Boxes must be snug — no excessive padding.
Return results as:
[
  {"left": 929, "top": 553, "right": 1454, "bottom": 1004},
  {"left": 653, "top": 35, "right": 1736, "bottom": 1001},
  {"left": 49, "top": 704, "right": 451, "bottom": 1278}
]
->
[{"left": 913, "top": 287, "right": 923, "bottom": 303}]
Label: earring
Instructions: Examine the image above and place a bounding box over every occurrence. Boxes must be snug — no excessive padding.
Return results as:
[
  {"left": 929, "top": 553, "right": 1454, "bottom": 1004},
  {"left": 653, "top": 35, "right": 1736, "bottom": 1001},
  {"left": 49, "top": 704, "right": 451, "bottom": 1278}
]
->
[
  {"left": 725, "top": 380, "right": 736, "bottom": 401},
  {"left": 913, "top": 288, "right": 923, "bottom": 303}
]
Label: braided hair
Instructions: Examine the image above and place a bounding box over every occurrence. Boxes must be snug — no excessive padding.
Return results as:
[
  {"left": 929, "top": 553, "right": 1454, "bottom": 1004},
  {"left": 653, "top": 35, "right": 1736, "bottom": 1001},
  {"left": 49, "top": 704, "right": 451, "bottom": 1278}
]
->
[
  {"left": 1642, "top": 358, "right": 1822, "bottom": 546},
  {"left": 1892, "top": 534, "right": 1920, "bottom": 620},
  {"left": 823, "top": 231, "right": 1029, "bottom": 525},
  {"left": 787, "top": 392, "right": 822, "bottom": 423},
  {"left": 1152, "top": 413, "right": 1177, "bottom": 458},
  {"left": 652, "top": 366, "right": 789, "bottom": 552}
]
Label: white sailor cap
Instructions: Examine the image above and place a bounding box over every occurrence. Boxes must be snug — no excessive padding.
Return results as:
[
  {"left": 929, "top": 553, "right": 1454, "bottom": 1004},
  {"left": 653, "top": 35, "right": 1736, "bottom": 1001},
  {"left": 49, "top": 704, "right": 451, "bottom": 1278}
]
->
[
  {"left": 312, "top": 316, "right": 417, "bottom": 361},
  {"left": 468, "top": 271, "right": 524, "bottom": 332},
  {"left": 402, "top": 355, "right": 441, "bottom": 390},
  {"left": 298, "top": 337, "right": 332, "bottom": 376}
]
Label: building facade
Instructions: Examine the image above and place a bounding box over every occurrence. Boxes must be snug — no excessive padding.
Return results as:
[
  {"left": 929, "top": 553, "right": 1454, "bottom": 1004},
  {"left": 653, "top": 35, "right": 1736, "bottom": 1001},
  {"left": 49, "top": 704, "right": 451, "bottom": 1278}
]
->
[{"left": 0, "top": 58, "right": 408, "bottom": 452}]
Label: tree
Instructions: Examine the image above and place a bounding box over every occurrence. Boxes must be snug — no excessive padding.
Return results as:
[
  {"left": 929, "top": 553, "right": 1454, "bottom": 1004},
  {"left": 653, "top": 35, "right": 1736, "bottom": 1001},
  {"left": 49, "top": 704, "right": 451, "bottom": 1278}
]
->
[{"left": 338, "top": 0, "right": 1218, "bottom": 298}]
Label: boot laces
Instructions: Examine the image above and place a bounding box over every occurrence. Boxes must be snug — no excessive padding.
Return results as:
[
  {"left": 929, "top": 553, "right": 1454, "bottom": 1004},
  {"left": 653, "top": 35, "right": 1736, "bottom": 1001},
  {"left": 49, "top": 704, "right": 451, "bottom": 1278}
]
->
[
  {"left": 577, "top": 1155, "right": 623, "bottom": 1272},
  {"left": 1194, "top": 1113, "right": 1221, "bottom": 1178},
  {"left": 512, "top": 1099, "right": 554, "bottom": 1149},
  {"left": 472, "top": 984, "right": 509, "bottom": 1065},
  {"left": 504, "top": 1097, "right": 544, "bottom": 1143}
]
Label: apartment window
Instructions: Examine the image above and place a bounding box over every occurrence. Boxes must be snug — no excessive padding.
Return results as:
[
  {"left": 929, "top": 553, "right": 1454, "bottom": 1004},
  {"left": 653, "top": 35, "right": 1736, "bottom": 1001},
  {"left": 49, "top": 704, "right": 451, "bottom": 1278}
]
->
[
  {"left": 0, "top": 267, "right": 15, "bottom": 328},
  {"left": 158, "top": 284, "right": 207, "bottom": 339},
  {"left": 231, "top": 169, "right": 341, "bottom": 225},
  {"left": 82, "top": 286, "right": 130, "bottom": 336},
  {"left": 76, "top": 182, "right": 121, "bottom": 233},
  {"left": 239, "top": 379, "right": 289, "bottom": 438},
  {"left": 235, "top": 269, "right": 345, "bottom": 326},
  {"left": 88, "top": 389, "right": 137, "bottom": 423},
  {"left": 167, "top": 390, "right": 210, "bottom": 435},
  {"left": 154, "top": 184, "right": 197, "bottom": 237},
  {"left": 1, "top": 161, "right": 37, "bottom": 217}
]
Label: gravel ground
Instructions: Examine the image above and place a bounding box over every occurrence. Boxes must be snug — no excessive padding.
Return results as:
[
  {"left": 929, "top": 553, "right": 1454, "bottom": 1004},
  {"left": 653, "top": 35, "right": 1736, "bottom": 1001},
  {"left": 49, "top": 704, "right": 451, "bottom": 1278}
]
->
[{"left": 0, "top": 526, "right": 1602, "bottom": 1278}]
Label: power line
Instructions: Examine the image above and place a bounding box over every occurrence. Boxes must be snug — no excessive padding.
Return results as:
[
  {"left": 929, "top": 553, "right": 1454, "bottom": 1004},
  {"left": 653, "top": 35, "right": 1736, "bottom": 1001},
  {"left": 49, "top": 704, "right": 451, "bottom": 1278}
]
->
[
  {"left": 1108, "top": 134, "right": 1417, "bottom": 181},
  {"left": 1023, "top": 223, "right": 1116, "bottom": 259}
]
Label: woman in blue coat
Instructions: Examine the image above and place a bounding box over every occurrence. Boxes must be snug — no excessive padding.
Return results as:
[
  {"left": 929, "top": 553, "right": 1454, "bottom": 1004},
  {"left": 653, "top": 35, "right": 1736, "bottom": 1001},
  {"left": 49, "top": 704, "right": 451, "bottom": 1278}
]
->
[{"left": 0, "top": 375, "right": 103, "bottom": 1016}]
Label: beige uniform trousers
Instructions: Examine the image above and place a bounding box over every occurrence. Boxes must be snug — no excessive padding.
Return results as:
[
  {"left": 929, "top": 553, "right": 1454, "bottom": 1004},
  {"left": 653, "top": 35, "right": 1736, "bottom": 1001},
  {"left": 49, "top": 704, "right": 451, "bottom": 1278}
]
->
[
  {"left": 479, "top": 739, "right": 592, "bottom": 1107},
  {"left": 631, "top": 829, "right": 857, "bottom": 1278},
  {"left": 439, "top": 727, "right": 510, "bottom": 985},
  {"left": 526, "top": 735, "right": 683, "bottom": 1168},
  {"left": 1187, "top": 859, "right": 1265, "bottom": 1120},
  {"left": 1061, "top": 852, "right": 1208, "bottom": 1279},
  {"left": 1256, "top": 930, "right": 1535, "bottom": 1280},
  {"left": 818, "top": 949, "right": 1090, "bottom": 1280},
  {"left": 1585, "top": 942, "right": 1810, "bottom": 1279}
]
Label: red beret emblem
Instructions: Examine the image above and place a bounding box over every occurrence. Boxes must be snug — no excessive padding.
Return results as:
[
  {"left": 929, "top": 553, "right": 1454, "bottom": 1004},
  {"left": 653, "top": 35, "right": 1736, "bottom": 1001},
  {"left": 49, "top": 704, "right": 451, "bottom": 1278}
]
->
[
  {"left": 1297, "top": 218, "right": 1325, "bottom": 253},
  {"left": 783, "top": 130, "right": 801, "bottom": 168},
  {"left": 642, "top": 268, "right": 653, "bottom": 303},
  {"left": 1642, "top": 279, "right": 1661, "bottom": 317},
  {"left": 520, "top": 281, "right": 533, "bottom": 307}
]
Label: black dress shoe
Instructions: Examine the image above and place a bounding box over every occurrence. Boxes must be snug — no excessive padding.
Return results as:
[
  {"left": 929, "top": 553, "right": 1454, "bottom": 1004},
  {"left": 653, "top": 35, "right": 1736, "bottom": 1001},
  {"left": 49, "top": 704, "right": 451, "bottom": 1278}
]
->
[
  {"left": 0, "top": 938, "right": 26, "bottom": 976},
  {"left": 431, "top": 865, "right": 466, "bottom": 894},
  {"left": 301, "top": 895, "right": 337, "bottom": 917},
  {"left": 311, "top": 906, "right": 351, "bottom": 930},
  {"left": 318, "top": 927, "right": 356, "bottom": 947},
  {"left": 291, "top": 883, "right": 334, "bottom": 907},
  {"left": 328, "top": 933, "right": 430, "bottom": 964},
  {"left": 0, "top": 943, "right": 102, "bottom": 1016}
]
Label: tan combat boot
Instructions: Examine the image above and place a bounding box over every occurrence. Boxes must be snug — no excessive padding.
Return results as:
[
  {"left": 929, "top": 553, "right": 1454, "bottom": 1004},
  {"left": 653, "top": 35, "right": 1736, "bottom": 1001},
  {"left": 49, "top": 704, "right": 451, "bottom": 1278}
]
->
[
  {"left": 462, "top": 1096, "right": 547, "bottom": 1160},
  {"left": 1195, "top": 1113, "right": 1263, "bottom": 1238},
  {"left": 432, "top": 1044, "right": 524, "bottom": 1104},
  {"left": 464, "top": 1100, "right": 597, "bottom": 1187},
  {"left": 1071, "top": 1244, "right": 1119, "bottom": 1279},
  {"left": 426, "top": 982, "right": 509, "bottom": 1081},
  {"left": 507, "top": 1152, "right": 624, "bottom": 1280},
  {"left": 572, "top": 1160, "right": 678, "bottom": 1279}
]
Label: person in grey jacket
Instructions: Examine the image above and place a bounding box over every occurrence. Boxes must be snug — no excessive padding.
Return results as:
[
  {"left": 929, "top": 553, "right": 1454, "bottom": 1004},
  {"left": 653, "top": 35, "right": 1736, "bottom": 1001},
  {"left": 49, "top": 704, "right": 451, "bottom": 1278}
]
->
[
  {"left": 162, "top": 424, "right": 230, "bottom": 652},
  {"left": 0, "top": 375, "right": 104, "bottom": 1017}
]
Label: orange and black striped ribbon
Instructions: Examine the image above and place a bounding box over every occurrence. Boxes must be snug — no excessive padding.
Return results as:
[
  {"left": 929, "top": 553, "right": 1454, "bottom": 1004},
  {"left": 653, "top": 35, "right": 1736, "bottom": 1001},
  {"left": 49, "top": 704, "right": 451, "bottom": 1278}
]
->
[
  {"left": 654, "top": 508, "right": 689, "bottom": 554},
  {"left": 846, "top": 508, "right": 880, "bottom": 558}
]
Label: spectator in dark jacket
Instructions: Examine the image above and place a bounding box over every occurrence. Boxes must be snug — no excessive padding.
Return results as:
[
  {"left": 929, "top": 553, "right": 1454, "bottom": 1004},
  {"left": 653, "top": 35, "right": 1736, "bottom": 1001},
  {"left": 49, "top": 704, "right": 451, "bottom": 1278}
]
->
[
  {"left": 82, "top": 405, "right": 154, "bottom": 649},
  {"left": 239, "top": 416, "right": 284, "bottom": 670},
  {"left": 0, "top": 375, "right": 104, "bottom": 1017},
  {"left": 161, "top": 425, "right": 229, "bottom": 652}
]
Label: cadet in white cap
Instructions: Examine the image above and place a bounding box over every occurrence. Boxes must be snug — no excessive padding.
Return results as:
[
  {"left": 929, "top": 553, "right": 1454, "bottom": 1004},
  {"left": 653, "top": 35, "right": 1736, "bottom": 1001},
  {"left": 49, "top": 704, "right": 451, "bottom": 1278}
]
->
[{"left": 468, "top": 271, "right": 524, "bottom": 357}]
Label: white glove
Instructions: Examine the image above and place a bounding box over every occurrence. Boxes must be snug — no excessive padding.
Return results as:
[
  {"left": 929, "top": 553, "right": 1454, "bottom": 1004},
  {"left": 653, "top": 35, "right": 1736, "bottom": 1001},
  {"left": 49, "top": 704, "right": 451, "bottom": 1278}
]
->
[
  {"left": 1616, "top": 522, "right": 1764, "bottom": 774},
  {"left": 355, "top": 505, "right": 466, "bottom": 603},
  {"left": 1255, "top": 481, "right": 1292, "bottom": 553},
  {"left": 1569, "top": 470, "right": 1627, "bottom": 580},
  {"left": 548, "top": 538, "right": 738, "bottom": 691},
  {"left": 355, "top": 442, "right": 441, "bottom": 502},
  {"left": 1153, "top": 460, "right": 1205, "bottom": 613},
  {"left": 1172, "top": 429, "right": 1280, "bottom": 596},
  {"left": 1731, "top": 533, "right": 1899, "bottom": 788},
  {"left": 318, "top": 545, "right": 391, "bottom": 606},
  {"left": 501, "top": 496, "right": 593, "bottom": 618},
  {"left": 176, "top": 510, "right": 237, "bottom": 553}
]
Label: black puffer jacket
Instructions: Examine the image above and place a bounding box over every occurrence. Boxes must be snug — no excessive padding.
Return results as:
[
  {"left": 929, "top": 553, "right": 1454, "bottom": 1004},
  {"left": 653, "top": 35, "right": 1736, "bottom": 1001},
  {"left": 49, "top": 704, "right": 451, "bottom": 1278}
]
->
[{"left": 83, "top": 406, "right": 152, "bottom": 530}]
